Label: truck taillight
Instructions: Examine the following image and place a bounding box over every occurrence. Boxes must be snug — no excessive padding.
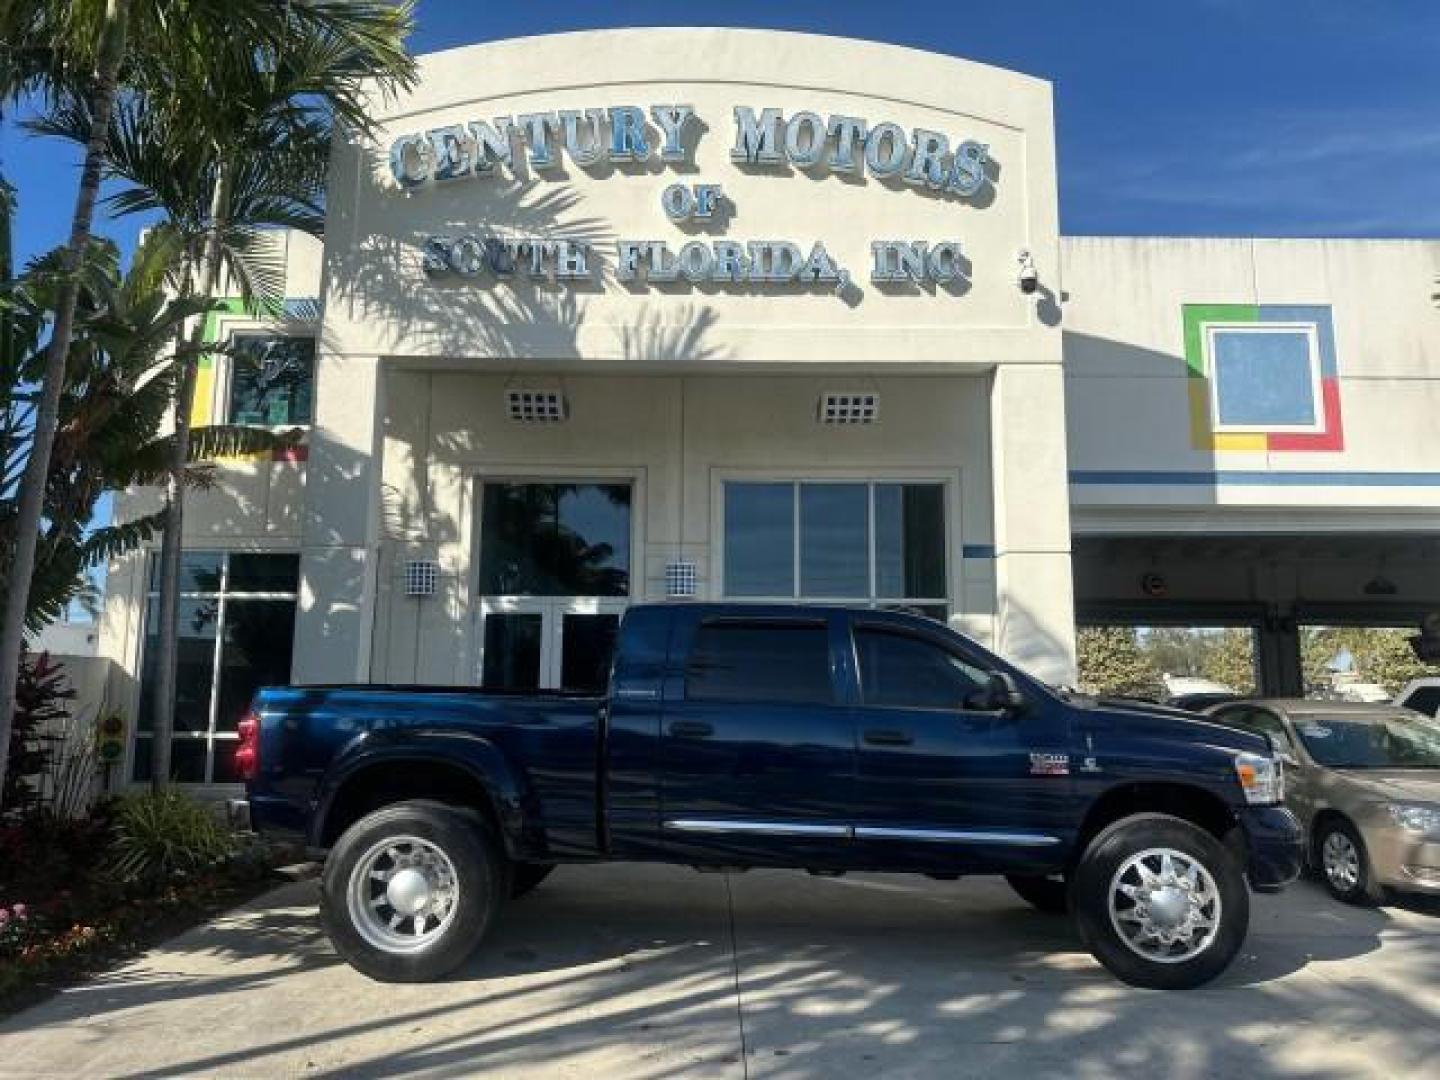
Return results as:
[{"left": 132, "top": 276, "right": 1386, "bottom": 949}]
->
[{"left": 235, "top": 711, "right": 261, "bottom": 782}]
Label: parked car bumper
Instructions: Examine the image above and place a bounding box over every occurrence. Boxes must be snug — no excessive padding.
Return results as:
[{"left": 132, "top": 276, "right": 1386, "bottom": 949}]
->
[
  {"left": 1238, "top": 805, "right": 1305, "bottom": 891},
  {"left": 1365, "top": 828, "right": 1440, "bottom": 893}
]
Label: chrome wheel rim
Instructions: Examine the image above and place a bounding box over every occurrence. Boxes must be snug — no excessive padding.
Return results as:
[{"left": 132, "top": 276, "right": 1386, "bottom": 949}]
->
[
  {"left": 346, "top": 835, "right": 460, "bottom": 954},
  {"left": 1322, "top": 831, "right": 1361, "bottom": 893},
  {"left": 1108, "top": 848, "right": 1223, "bottom": 964}
]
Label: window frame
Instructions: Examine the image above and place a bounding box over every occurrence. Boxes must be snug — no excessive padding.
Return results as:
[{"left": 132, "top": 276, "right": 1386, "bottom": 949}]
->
[
  {"left": 716, "top": 476, "right": 956, "bottom": 615},
  {"left": 133, "top": 551, "right": 299, "bottom": 786},
  {"left": 849, "top": 620, "right": 993, "bottom": 713},
  {"left": 224, "top": 331, "right": 317, "bottom": 428}
]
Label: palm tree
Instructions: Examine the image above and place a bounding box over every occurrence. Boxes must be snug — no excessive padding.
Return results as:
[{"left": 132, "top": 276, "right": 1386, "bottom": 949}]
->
[
  {"left": 0, "top": 0, "right": 296, "bottom": 804},
  {"left": 33, "top": 3, "right": 415, "bottom": 786},
  {"left": 0, "top": 0, "right": 133, "bottom": 801},
  {"left": 0, "top": 1, "right": 414, "bottom": 794},
  {"left": 1, "top": 222, "right": 288, "bottom": 634}
]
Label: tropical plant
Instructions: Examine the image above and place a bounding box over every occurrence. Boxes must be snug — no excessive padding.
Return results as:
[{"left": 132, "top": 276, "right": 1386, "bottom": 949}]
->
[
  {"left": 44, "top": 1, "right": 417, "bottom": 789},
  {"left": 105, "top": 789, "right": 233, "bottom": 884},
  {"left": 0, "top": 0, "right": 137, "bottom": 808},
  {"left": 0, "top": 0, "right": 412, "bottom": 805},
  {"left": 1, "top": 225, "right": 284, "bottom": 629},
  {"left": 3, "top": 651, "right": 73, "bottom": 818}
]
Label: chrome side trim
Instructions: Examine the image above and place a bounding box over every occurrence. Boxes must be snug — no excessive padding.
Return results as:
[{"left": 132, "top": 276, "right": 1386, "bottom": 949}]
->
[
  {"left": 613, "top": 686, "right": 660, "bottom": 700},
  {"left": 661, "top": 820, "right": 1061, "bottom": 846},
  {"left": 663, "top": 819, "right": 851, "bottom": 838},
  {"left": 852, "top": 827, "right": 1061, "bottom": 846}
]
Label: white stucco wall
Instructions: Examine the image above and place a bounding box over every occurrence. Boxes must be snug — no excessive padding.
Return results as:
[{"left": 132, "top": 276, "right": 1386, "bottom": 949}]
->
[
  {"left": 370, "top": 371, "right": 998, "bottom": 684},
  {"left": 1062, "top": 237, "right": 1440, "bottom": 522},
  {"left": 298, "top": 28, "right": 1077, "bottom": 685}
]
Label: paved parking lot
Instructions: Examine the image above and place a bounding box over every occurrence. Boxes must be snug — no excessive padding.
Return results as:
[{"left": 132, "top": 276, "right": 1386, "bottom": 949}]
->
[{"left": 1, "top": 864, "right": 1437, "bottom": 1079}]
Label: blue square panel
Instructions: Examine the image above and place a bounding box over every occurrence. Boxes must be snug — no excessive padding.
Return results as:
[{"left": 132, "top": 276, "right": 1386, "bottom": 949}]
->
[{"left": 1211, "top": 328, "right": 1317, "bottom": 427}]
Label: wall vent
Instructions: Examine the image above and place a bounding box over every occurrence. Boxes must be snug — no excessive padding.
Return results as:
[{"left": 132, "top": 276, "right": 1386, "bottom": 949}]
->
[
  {"left": 404, "top": 559, "right": 440, "bottom": 598},
  {"left": 818, "top": 392, "right": 879, "bottom": 425},
  {"left": 665, "top": 560, "right": 698, "bottom": 599},
  {"left": 506, "top": 389, "right": 568, "bottom": 423}
]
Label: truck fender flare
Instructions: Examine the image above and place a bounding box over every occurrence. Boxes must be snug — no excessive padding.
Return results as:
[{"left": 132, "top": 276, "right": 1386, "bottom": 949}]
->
[{"left": 311, "top": 730, "right": 532, "bottom": 854}]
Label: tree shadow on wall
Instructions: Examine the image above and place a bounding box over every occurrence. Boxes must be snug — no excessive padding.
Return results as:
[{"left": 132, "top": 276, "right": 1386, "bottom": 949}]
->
[{"left": 320, "top": 135, "right": 731, "bottom": 367}]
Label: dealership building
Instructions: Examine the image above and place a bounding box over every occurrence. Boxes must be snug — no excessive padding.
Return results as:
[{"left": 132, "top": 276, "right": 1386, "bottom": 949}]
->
[{"left": 86, "top": 29, "right": 1440, "bottom": 787}]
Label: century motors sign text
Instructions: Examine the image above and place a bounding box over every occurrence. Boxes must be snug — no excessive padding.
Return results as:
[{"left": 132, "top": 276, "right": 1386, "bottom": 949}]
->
[{"left": 389, "top": 105, "right": 994, "bottom": 295}]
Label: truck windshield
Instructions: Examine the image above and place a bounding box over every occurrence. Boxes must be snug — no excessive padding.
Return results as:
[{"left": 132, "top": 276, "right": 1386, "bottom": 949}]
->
[{"left": 1292, "top": 712, "right": 1440, "bottom": 770}]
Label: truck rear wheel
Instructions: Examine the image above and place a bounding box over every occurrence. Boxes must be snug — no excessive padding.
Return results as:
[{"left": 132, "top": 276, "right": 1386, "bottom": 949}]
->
[
  {"left": 321, "top": 800, "right": 503, "bottom": 982},
  {"left": 1070, "top": 812, "right": 1249, "bottom": 990}
]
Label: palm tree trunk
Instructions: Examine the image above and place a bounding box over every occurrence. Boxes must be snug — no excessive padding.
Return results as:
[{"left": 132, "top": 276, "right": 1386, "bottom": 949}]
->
[
  {"left": 150, "top": 158, "right": 233, "bottom": 791},
  {"left": 0, "top": 0, "right": 130, "bottom": 808}
]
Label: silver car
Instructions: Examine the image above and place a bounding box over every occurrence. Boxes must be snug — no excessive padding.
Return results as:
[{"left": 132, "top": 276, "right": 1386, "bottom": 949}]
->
[{"left": 1206, "top": 701, "right": 1440, "bottom": 904}]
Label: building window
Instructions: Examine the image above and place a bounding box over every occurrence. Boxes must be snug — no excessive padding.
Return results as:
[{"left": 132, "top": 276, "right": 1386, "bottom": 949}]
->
[
  {"left": 477, "top": 482, "right": 632, "bottom": 597},
  {"left": 227, "top": 334, "right": 315, "bottom": 426},
  {"left": 723, "top": 481, "right": 948, "bottom": 618},
  {"left": 134, "top": 552, "right": 299, "bottom": 784}
]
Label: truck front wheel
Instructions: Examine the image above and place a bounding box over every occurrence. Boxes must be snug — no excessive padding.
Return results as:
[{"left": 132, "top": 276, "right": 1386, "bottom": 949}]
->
[
  {"left": 1070, "top": 812, "right": 1249, "bottom": 990},
  {"left": 321, "top": 800, "right": 504, "bottom": 982}
]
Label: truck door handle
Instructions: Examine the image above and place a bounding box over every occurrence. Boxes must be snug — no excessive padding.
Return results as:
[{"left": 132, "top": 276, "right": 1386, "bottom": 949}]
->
[
  {"left": 669, "top": 720, "right": 714, "bottom": 738},
  {"left": 863, "top": 728, "right": 913, "bottom": 746}
]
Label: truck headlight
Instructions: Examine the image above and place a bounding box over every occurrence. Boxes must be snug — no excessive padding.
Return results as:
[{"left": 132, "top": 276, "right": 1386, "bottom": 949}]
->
[
  {"left": 1387, "top": 804, "right": 1440, "bottom": 835},
  {"left": 1234, "top": 752, "right": 1284, "bottom": 806}
]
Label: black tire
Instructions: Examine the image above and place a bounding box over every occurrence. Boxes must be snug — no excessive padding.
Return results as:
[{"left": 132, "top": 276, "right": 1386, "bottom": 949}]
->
[
  {"left": 1070, "top": 813, "right": 1249, "bottom": 991},
  {"left": 1006, "top": 873, "right": 1070, "bottom": 914},
  {"left": 510, "top": 862, "right": 556, "bottom": 900},
  {"left": 320, "top": 800, "right": 504, "bottom": 982},
  {"left": 1315, "top": 818, "right": 1385, "bottom": 906}
]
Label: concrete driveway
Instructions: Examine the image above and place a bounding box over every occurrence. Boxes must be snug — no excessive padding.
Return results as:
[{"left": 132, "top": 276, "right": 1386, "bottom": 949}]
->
[{"left": 0, "top": 864, "right": 1437, "bottom": 1079}]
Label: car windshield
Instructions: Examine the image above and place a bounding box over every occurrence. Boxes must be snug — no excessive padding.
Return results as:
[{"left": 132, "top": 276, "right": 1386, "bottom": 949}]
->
[{"left": 1291, "top": 711, "right": 1440, "bottom": 769}]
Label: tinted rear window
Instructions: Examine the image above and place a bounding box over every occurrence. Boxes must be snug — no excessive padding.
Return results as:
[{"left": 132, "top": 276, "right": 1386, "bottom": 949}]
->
[{"left": 685, "top": 621, "right": 833, "bottom": 704}]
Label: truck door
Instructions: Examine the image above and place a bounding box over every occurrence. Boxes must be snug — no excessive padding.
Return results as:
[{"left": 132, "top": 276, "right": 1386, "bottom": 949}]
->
[
  {"left": 846, "top": 617, "right": 1075, "bottom": 873},
  {"left": 657, "top": 611, "right": 856, "bottom": 867}
]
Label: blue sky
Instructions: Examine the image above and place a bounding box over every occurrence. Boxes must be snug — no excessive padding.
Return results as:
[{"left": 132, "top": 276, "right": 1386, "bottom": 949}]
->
[{"left": 3, "top": 0, "right": 1439, "bottom": 268}]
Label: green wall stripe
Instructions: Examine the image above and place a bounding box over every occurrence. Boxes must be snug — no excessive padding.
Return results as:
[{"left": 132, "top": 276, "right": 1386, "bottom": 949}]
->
[{"left": 1181, "top": 303, "right": 1257, "bottom": 378}]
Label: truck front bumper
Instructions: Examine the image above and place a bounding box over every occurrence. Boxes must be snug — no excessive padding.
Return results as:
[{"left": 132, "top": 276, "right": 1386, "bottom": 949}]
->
[{"left": 1238, "top": 805, "right": 1305, "bottom": 892}]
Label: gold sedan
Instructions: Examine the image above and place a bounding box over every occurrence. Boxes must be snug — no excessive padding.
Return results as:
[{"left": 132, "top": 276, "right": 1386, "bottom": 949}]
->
[{"left": 1207, "top": 701, "right": 1440, "bottom": 904}]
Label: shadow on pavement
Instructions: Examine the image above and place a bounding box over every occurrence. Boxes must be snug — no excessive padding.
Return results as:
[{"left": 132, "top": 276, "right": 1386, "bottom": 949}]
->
[{"left": 2, "top": 866, "right": 1436, "bottom": 1079}]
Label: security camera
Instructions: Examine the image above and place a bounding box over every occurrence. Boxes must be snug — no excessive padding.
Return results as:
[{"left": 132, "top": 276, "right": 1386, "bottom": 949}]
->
[{"left": 1017, "top": 249, "right": 1039, "bottom": 294}]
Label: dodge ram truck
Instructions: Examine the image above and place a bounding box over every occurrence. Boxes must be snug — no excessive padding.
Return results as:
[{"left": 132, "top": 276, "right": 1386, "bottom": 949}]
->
[{"left": 237, "top": 603, "right": 1303, "bottom": 990}]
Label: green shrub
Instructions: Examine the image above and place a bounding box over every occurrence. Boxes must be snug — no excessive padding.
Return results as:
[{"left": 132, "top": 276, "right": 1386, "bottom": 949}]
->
[{"left": 106, "top": 792, "right": 235, "bottom": 885}]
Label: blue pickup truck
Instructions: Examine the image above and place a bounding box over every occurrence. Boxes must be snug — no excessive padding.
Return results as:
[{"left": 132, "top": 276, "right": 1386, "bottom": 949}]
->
[{"left": 238, "top": 603, "right": 1303, "bottom": 990}]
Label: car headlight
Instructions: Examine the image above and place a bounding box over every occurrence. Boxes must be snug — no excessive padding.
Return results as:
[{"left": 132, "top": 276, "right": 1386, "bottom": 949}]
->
[
  {"left": 1234, "top": 752, "right": 1284, "bottom": 806},
  {"left": 1386, "top": 804, "right": 1440, "bottom": 835}
]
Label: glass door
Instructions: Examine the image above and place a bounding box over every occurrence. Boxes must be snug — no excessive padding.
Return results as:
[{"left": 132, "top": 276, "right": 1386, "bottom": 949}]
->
[
  {"left": 557, "top": 598, "right": 626, "bottom": 692},
  {"left": 478, "top": 598, "right": 550, "bottom": 691},
  {"left": 476, "top": 597, "right": 626, "bottom": 691},
  {"left": 475, "top": 480, "right": 633, "bottom": 692}
]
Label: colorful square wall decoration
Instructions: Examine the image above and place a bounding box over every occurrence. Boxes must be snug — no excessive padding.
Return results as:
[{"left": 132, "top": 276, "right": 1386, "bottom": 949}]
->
[{"left": 1182, "top": 304, "right": 1343, "bottom": 452}]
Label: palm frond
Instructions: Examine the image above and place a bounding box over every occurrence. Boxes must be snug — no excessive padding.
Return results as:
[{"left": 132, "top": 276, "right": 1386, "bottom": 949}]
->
[
  {"left": 182, "top": 423, "right": 303, "bottom": 461},
  {"left": 81, "top": 510, "right": 169, "bottom": 566}
]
